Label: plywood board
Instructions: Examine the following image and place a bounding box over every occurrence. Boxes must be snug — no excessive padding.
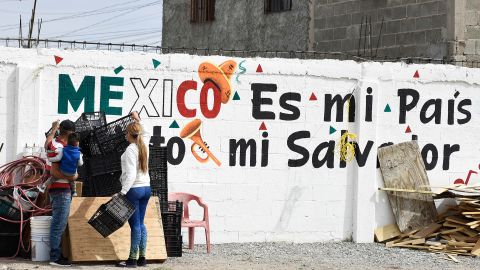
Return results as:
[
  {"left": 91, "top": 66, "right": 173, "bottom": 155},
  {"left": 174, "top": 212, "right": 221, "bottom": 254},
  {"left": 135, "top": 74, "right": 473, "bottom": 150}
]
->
[
  {"left": 411, "top": 223, "right": 442, "bottom": 239},
  {"left": 374, "top": 224, "right": 401, "bottom": 242},
  {"left": 471, "top": 239, "right": 480, "bottom": 256},
  {"left": 378, "top": 141, "right": 438, "bottom": 232},
  {"left": 67, "top": 197, "right": 167, "bottom": 262}
]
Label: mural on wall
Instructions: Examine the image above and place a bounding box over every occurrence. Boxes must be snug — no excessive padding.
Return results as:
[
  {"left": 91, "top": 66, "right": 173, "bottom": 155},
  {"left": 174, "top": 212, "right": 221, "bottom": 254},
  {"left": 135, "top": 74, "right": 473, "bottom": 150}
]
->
[
  {"left": 235, "top": 60, "right": 246, "bottom": 84},
  {"left": 54, "top": 57, "right": 474, "bottom": 174},
  {"left": 180, "top": 118, "right": 221, "bottom": 167}
]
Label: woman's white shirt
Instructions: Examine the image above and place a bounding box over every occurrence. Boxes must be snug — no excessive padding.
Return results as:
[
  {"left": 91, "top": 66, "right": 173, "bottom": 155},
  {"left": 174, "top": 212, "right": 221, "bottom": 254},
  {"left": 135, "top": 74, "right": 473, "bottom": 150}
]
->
[{"left": 120, "top": 143, "right": 150, "bottom": 194}]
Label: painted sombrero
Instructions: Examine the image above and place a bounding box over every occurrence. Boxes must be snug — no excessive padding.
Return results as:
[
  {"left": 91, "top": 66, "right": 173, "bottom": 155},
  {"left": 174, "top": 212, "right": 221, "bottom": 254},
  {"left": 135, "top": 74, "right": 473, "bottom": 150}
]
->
[{"left": 198, "top": 60, "right": 237, "bottom": 104}]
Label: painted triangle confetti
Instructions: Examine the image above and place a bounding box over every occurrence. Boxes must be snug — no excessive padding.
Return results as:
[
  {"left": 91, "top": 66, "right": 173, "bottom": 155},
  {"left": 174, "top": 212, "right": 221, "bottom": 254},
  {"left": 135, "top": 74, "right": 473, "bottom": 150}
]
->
[
  {"left": 232, "top": 91, "right": 240, "bottom": 100},
  {"left": 329, "top": 126, "right": 336, "bottom": 135},
  {"left": 413, "top": 70, "right": 420, "bottom": 78},
  {"left": 384, "top": 104, "right": 391, "bottom": 112},
  {"left": 152, "top": 59, "right": 161, "bottom": 69},
  {"left": 54, "top": 55, "right": 63, "bottom": 65},
  {"left": 309, "top": 93, "right": 317, "bottom": 101},
  {"left": 259, "top": 122, "right": 267, "bottom": 130},
  {"left": 169, "top": 120, "right": 180, "bottom": 128},
  {"left": 405, "top": 125, "right": 411, "bottom": 133},
  {"left": 114, "top": 65, "right": 124, "bottom": 74},
  {"left": 256, "top": 64, "right": 263, "bottom": 73}
]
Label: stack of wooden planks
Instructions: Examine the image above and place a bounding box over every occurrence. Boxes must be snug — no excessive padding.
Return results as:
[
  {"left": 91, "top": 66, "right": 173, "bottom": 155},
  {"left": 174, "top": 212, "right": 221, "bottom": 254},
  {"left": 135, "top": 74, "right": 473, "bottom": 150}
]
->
[{"left": 376, "top": 197, "right": 480, "bottom": 260}]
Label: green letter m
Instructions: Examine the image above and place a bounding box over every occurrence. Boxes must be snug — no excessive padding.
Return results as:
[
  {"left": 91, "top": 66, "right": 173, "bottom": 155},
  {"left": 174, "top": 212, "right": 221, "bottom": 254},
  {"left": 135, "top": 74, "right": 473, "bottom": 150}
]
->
[{"left": 58, "top": 74, "right": 95, "bottom": 114}]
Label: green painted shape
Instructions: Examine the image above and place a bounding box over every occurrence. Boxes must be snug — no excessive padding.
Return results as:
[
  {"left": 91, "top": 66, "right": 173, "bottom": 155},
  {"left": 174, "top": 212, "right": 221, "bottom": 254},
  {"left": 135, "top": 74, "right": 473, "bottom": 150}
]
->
[
  {"left": 329, "top": 126, "right": 336, "bottom": 135},
  {"left": 152, "top": 59, "right": 161, "bottom": 69},
  {"left": 169, "top": 120, "right": 180, "bottom": 128},
  {"left": 114, "top": 65, "right": 124, "bottom": 74},
  {"left": 58, "top": 74, "right": 95, "bottom": 114},
  {"left": 384, "top": 104, "right": 391, "bottom": 112},
  {"left": 100, "top": 76, "right": 124, "bottom": 115},
  {"left": 233, "top": 91, "right": 240, "bottom": 100}
]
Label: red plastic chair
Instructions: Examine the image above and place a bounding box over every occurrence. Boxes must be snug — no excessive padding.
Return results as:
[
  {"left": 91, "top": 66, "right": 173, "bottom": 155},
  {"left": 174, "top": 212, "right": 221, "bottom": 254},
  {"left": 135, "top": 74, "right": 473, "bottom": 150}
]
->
[{"left": 168, "top": 192, "right": 211, "bottom": 253}]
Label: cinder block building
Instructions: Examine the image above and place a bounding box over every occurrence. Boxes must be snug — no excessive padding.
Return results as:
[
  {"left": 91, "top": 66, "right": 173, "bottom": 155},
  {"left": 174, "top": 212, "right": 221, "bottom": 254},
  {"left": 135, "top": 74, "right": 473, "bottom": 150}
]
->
[{"left": 163, "top": 0, "right": 480, "bottom": 61}]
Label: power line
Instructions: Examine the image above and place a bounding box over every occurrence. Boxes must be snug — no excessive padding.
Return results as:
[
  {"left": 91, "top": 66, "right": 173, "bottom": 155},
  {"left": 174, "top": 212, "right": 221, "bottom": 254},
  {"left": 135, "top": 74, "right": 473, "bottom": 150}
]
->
[
  {"left": 49, "top": 1, "right": 161, "bottom": 39},
  {"left": 45, "top": 13, "right": 159, "bottom": 36},
  {"left": 0, "top": 0, "right": 158, "bottom": 30},
  {"left": 79, "top": 30, "right": 161, "bottom": 42},
  {"left": 53, "top": 27, "right": 162, "bottom": 39}
]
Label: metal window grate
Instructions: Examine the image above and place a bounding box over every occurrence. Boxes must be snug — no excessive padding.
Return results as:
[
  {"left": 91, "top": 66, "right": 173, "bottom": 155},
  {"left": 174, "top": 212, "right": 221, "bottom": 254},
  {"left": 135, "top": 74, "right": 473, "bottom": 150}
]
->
[
  {"left": 264, "top": 0, "right": 292, "bottom": 13},
  {"left": 191, "top": 0, "right": 215, "bottom": 23}
]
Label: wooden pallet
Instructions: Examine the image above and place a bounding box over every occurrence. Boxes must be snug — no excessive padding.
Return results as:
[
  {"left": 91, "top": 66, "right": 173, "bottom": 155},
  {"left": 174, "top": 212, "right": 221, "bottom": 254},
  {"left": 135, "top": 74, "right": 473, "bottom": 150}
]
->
[{"left": 66, "top": 197, "right": 167, "bottom": 262}]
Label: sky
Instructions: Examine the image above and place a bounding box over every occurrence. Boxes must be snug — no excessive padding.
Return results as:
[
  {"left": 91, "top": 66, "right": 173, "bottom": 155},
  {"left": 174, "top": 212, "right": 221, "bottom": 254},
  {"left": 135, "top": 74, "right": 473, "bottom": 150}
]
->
[{"left": 0, "top": 0, "right": 163, "bottom": 46}]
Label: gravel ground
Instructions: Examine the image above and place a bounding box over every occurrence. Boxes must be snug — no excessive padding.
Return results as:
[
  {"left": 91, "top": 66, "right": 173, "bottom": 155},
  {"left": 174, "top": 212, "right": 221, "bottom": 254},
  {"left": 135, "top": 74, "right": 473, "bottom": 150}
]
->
[{"left": 1, "top": 242, "right": 480, "bottom": 270}]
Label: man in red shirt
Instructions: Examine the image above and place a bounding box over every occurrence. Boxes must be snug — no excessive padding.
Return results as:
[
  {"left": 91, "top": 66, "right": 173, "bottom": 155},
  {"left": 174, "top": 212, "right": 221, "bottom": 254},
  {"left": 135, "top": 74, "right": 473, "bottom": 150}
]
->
[{"left": 44, "top": 119, "right": 77, "bottom": 267}]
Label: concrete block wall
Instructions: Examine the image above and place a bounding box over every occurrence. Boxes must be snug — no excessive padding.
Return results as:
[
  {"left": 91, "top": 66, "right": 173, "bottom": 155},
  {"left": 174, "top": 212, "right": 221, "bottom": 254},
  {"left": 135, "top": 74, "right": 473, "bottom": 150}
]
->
[
  {"left": 456, "top": 0, "right": 480, "bottom": 61},
  {"left": 1, "top": 46, "right": 480, "bottom": 244},
  {"left": 162, "top": 0, "right": 311, "bottom": 51},
  {"left": 313, "top": 0, "right": 448, "bottom": 58}
]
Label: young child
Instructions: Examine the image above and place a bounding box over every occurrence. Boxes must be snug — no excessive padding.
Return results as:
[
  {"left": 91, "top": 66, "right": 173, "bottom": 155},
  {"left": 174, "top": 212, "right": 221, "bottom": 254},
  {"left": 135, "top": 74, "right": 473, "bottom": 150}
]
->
[{"left": 41, "top": 132, "right": 83, "bottom": 196}]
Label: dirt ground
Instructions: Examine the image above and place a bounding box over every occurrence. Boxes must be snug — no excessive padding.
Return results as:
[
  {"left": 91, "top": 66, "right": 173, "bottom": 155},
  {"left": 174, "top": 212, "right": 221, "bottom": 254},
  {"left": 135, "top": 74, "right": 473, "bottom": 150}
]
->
[{"left": 1, "top": 242, "right": 480, "bottom": 270}]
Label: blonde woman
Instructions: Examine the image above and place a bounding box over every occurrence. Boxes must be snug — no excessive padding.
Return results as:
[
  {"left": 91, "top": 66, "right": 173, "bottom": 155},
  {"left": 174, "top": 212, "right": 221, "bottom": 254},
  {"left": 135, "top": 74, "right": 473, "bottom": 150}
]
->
[{"left": 117, "top": 112, "right": 151, "bottom": 268}]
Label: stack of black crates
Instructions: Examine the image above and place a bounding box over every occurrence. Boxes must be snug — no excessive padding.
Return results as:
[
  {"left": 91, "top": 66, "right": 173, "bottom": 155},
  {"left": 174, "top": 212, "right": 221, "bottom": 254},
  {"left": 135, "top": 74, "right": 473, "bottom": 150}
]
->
[
  {"left": 75, "top": 112, "right": 134, "bottom": 196},
  {"left": 149, "top": 126, "right": 183, "bottom": 257},
  {"left": 75, "top": 114, "right": 183, "bottom": 256}
]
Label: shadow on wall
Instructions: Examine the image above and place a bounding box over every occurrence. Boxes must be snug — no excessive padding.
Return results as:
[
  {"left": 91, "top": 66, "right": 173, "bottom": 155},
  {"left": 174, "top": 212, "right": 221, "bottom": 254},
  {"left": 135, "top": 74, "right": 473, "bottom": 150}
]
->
[{"left": 273, "top": 186, "right": 303, "bottom": 233}]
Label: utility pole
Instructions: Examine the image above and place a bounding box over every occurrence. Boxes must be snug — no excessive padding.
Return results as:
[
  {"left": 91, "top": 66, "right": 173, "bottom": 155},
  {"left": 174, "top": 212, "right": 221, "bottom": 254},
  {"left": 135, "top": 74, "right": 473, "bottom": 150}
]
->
[
  {"left": 27, "top": 0, "right": 38, "bottom": 48},
  {"left": 19, "top": 15, "right": 23, "bottom": 47}
]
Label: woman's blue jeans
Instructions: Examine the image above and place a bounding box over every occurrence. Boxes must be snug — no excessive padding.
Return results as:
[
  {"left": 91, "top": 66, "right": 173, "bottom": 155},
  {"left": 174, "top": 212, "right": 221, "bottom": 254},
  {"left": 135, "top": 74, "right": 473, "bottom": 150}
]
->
[{"left": 125, "top": 186, "right": 151, "bottom": 259}]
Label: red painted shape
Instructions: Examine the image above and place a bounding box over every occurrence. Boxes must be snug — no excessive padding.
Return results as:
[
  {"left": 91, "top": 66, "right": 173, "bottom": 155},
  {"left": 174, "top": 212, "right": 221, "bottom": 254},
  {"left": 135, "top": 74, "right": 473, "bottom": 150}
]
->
[
  {"left": 465, "top": 170, "right": 478, "bottom": 185},
  {"left": 405, "top": 125, "right": 411, "bottom": 133},
  {"left": 309, "top": 93, "right": 317, "bottom": 101},
  {"left": 413, "top": 70, "right": 420, "bottom": 78},
  {"left": 454, "top": 178, "right": 464, "bottom": 185},
  {"left": 176, "top": 80, "right": 197, "bottom": 118},
  {"left": 259, "top": 122, "right": 267, "bottom": 130},
  {"left": 200, "top": 81, "right": 222, "bottom": 119},
  {"left": 455, "top": 170, "right": 478, "bottom": 185},
  {"left": 54, "top": 55, "right": 63, "bottom": 65},
  {"left": 256, "top": 64, "right": 263, "bottom": 73}
]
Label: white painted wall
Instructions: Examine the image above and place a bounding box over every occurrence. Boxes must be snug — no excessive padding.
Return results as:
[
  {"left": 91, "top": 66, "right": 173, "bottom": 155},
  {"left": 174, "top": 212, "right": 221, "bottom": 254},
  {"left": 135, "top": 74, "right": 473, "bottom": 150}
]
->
[{"left": 0, "top": 46, "right": 479, "bottom": 244}]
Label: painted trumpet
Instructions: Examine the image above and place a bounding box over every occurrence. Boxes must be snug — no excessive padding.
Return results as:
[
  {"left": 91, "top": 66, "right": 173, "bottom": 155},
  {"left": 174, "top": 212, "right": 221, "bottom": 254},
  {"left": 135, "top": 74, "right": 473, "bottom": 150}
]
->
[{"left": 180, "top": 119, "right": 221, "bottom": 166}]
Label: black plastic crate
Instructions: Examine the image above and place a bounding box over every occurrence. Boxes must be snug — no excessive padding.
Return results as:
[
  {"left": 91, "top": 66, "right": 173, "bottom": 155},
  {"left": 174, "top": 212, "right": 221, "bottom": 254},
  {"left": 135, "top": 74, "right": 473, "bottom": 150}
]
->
[
  {"left": 0, "top": 219, "right": 24, "bottom": 234},
  {"left": 87, "top": 153, "right": 122, "bottom": 177},
  {"left": 0, "top": 233, "right": 21, "bottom": 257},
  {"left": 164, "top": 200, "right": 182, "bottom": 213},
  {"left": 90, "top": 172, "right": 122, "bottom": 197},
  {"left": 162, "top": 212, "right": 182, "bottom": 227},
  {"left": 149, "top": 146, "right": 167, "bottom": 170},
  {"left": 44, "top": 127, "right": 59, "bottom": 138},
  {"left": 165, "top": 235, "right": 182, "bottom": 257},
  {"left": 149, "top": 169, "right": 167, "bottom": 191},
  {"left": 88, "top": 194, "right": 135, "bottom": 238},
  {"left": 80, "top": 134, "right": 102, "bottom": 157},
  {"left": 161, "top": 201, "right": 182, "bottom": 236},
  {"left": 153, "top": 190, "right": 168, "bottom": 211},
  {"left": 77, "top": 164, "right": 88, "bottom": 181},
  {"left": 93, "top": 115, "right": 135, "bottom": 155},
  {"left": 75, "top": 111, "right": 106, "bottom": 132},
  {"left": 0, "top": 198, "right": 21, "bottom": 221},
  {"left": 81, "top": 181, "right": 95, "bottom": 197},
  {"left": 80, "top": 174, "right": 96, "bottom": 197}
]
